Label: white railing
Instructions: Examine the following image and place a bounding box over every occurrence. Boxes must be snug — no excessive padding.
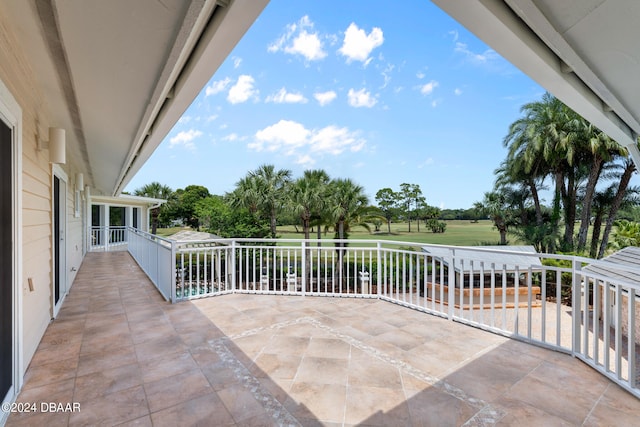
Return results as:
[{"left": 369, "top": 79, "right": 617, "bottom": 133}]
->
[
  {"left": 121, "top": 231, "right": 639, "bottom": 398},
  {"left": 90, "top": 226, "right": 128, "bottom": 251},
  {"left": 127, "top": 228, "right": 174, "bottom": 301}
]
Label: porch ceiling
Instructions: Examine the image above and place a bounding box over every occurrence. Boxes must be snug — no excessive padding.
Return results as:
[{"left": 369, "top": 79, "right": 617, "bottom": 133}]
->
[
  {"left": 432, "top": 0, "right": 640, "bottom": 169},
  {"left": 4, "top": 0, "right": 268, "bottom": 196}
]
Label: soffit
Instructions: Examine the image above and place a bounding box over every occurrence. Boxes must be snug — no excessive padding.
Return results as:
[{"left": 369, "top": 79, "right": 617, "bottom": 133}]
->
[{"left": 3, "top": 0, "right": 269, "bottom": 195}]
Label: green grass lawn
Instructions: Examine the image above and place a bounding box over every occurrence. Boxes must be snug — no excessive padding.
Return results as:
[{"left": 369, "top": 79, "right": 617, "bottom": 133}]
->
[{"left": 277, "top": 220, "right": 511, "bottom": 247}]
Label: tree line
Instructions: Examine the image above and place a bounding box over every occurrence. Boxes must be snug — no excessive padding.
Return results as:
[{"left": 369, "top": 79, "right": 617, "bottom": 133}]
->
[{"left": 132, "top": 168, "right": 446, "bottom": 240}]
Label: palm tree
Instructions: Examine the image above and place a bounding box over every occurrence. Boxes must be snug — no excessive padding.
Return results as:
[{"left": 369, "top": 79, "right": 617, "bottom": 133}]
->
[
  {"left": 286, "top": 170, "right": 329, "bottom": 240},
  {"left": 598, "top": 157, "right": 638, "bottom": 258},
  {"left": 609, "top": 219, "right": 640, "bottom": 250},
  {"left": 474, "top": 191, "right": 514, "bottom": 245},
  {"left": 503, "top": 93, "right": 569, "bottom": 245},
  {"left": 588, "top": 184, "right": 616, "bottom": 258},
  {"left": 495, "top": 158, "right": 545, "bottom": 226},
  {"left": 286, "top": 170, "right": 330, "bottom": 285},
  {"left": 250, "top": 164, "right": 292, "bottom": 238},
  {"left": 574, "top": 126, "right": 626, "bottom": 252},
  {"left": 134, "top": 182, "right": 172, "bottom": 234},
  {"left": 302, "top": 169, "right": 331, "bottom": 244},
  {"left": 328, "top": 178, "right": 369, "bottom": 243},
  {"left": 228, "top": 175, "right": 262, "bottom": 216}
]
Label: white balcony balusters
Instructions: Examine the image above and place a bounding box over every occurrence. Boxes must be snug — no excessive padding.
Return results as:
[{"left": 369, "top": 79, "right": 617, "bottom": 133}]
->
[{"left": 118, "top": 227, "right": 640, "bottom": 399}]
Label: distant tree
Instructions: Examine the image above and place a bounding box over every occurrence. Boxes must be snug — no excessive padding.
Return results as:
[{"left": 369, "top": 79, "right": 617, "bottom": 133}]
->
[
  {"left": 133, "top": 182, "right": 172, "bottom": 234},
  {"left": 196, "top": 195, "right": 269, "bottom": 238},
  {"left": 399, "top": 183, "right": 422, "bottom": 232},
  {"left": 175, "top": 185, "right": 210, "bottom": 229},
  {"left": 416, "top": 203, "right": 440, "bottom": 229},
  {"left": 375, "top": 188, "right": 400, "bottom": 233},
  {"left": 474, "top": 191, "right": 514, "bottom": 245}
]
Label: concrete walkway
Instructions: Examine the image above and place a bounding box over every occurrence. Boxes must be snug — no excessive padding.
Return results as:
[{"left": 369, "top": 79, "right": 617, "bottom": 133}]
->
[{"left": 5, "top": 252, "right": 640, "bottom": 426}]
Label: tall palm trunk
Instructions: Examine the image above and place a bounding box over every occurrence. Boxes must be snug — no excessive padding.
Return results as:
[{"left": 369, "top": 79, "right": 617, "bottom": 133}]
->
[
  {"left": 577, "top": 158, "right": 603, "bottom": 251},
  {"left": 528, "top": 179, "right": 543, "bottom": 225},
  {"left": 589, "top": 212, "right": 604, "bottom": 259},
  {"left": 562, "top": 172, "right": 577, "bottom": 250},
  {"left": 151, "top": 208, "right": 159, "bottom": 235},
  {"left": 598, "top": 161, "right": 635, "bottom": 258},
  {"left": 269, "top": 207, "right": 277, "bottom": 238}
]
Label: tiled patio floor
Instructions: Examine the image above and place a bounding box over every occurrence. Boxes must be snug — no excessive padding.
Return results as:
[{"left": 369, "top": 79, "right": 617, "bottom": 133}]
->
[{"left": 5, "top": 252, "right": 640, "bottom": 426}]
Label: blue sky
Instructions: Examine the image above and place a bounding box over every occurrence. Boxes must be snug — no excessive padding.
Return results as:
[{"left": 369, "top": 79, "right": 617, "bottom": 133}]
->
[{"left": 125, "top": 0, "right": 549, "bottom": 209}]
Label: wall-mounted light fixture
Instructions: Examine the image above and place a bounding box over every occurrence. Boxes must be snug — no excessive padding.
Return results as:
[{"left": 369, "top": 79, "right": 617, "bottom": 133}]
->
[
  {"left": 76, "top": 172, "right": 84, "bottom": 191},
  {"left": 37, "top": 127, "right": 66, "bottom": 164}
]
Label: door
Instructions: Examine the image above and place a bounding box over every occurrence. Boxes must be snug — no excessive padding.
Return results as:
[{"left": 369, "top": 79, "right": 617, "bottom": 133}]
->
[
  {"left": 53, "top": 170, "right": 67, "bottom": 315},
  {"left": 0, "top": 118, "right": 12, "bottom": 406}
]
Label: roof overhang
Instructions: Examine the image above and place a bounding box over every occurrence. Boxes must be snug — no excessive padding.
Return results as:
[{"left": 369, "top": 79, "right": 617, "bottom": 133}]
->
[
  {"left": 91, "top": 194, "right": 166, "bottom": 208},
  {"left": 5, "top": 0, "right": 268, "bottom": 196},
  {"left": 432, "top": 0, "right": 640, "bottom": 170}
]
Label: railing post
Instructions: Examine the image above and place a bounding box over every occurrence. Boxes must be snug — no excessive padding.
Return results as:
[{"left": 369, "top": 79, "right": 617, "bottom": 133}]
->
[
  {"left": 301, "top": 240, "right": 306, "bottom": 296},
  {"left": 571, "top": 258, "right": 582, "bottom": 355},
  {"left": 376, "top": 242, "right": 382, "bottom": 298},
  {"left": 170, "top": 239, "right": 177, "bottom": 303},
  {"left": 448, "top": 248, "right": 455, "bottom": 320},
  {"left": 231, "top": 240, "right": 237, "bottom": 293}
]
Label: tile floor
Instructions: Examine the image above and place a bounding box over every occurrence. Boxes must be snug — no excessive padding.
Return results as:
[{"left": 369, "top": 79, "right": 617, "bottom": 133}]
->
[{"left": 5, "top": 251, "right": 640, "bottom": 426}]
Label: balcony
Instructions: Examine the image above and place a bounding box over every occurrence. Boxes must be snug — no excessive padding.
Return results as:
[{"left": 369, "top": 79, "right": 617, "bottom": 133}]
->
[{"left": 6, "top": 230, "right": 640, "bottom": 425}]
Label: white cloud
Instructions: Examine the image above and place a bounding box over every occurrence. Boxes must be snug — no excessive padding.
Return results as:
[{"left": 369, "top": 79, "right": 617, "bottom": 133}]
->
[
  {"left": 268, "top": 16, "right": 327, "bottom": 61},
  {"left": 250, "top": 120, "right": 365, "bottom": 160},
  {"left": 314, "top": 90, "right": 337, "bottom": 106},
  {"left": 454, "top": 42, "right": 499, "bottom": 65},
  {"left": 233, "top": 57, "right": 242, "bottom": 69},
  {"left": 295, "top": 154, "right": 314, "bottom": 166},
  {"left": 454, "top": 88, "right": 463, "bottom": 96},
  {"left": 206, "top": 114, "right": 218, "bottom": 122},
  {"left": 222, "top": 133, "right": 239, "bottom": 142},
  {"left": 310, "top": 125, "right": 365, "bottom": 154},
  {"left": 416, "top": 71, "right": 425, "bottom": 79},
  {"left": 431, "top": 99, "right": 440, "bottom": 108},
  {"left": 205, "top": 77, "right": 231, "bottom": 96},
  {"left": 250, "top": 120, "right": 310, "bottom": 152},
  {"left": 419, "top": 80, "right": 439, "bottom": 95},
  {"left": 227, "top": 75, "right": 258, "bottom": 104},
  {"left": 339, "top": 23, "right": 384, "bottom": 63},
  {"left": 339, "top": 23, "right": 384, "bottom": 64},
  {"left": 265, "top": 88, "right": 308, "bottom": 104},
  {"left": 169, "top": 129, "right": 202, "bottom": 151},
  {"left": 178, "top": 116, "right": 191, "bottom": 124},
  {"left": 347, "top": 88, "right": 377, "bottom": 108},
  {"left": 380, "top": 63, "right": 394, "bottom": 88},
  {"left": 449, "top": 30, "right": 459, "bottom": 42}
]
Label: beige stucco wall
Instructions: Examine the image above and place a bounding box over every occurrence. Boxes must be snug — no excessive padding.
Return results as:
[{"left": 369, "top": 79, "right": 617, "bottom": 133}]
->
[{"left": 0, "top": 10, "right": 85, "bottom": 369}]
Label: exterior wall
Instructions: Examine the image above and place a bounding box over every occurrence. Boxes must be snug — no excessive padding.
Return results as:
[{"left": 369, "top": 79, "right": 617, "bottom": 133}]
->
[
  {"left": 66, "top": 174, "right": 84, "bottom": 283},
  {"left": 0, "top": 10, "right": 84, "bottom": 370}
]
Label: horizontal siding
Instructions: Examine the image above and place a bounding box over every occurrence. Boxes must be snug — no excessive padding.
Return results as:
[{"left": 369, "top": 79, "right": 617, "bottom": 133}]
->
[{"left": 0, "top": 10, "right": 86, "bottom": 369}]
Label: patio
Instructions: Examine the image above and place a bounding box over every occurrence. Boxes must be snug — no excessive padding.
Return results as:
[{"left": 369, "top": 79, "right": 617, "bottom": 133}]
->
[{"left": 5, "top": 252, "right": 640, "bottom": 426}]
